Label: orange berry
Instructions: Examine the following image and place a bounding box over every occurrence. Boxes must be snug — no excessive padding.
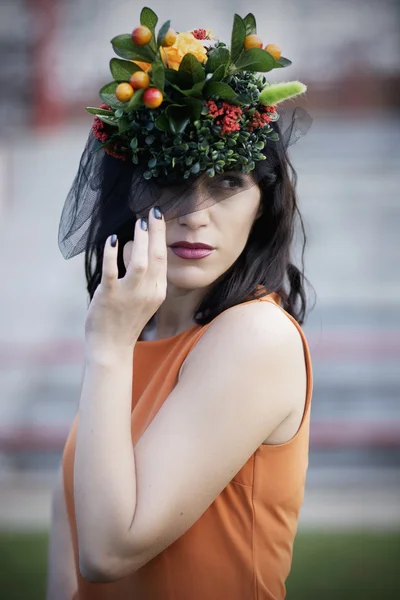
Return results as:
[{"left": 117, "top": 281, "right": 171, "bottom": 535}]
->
[
  {"left": 143, "top": 88, "right": 163, "bottom": 109},
  {"left": 129, "top": 70, "right": 150, "bottom": 90},
  {"left": 115, "top": 82, "right": 134, "bottom": 103},
  {"left": 264, "top": 43, "right": 281, "bottom": 60},
  {"left": 132, "top": 25, "right": 152, "bottom": 46},
  {"left": 244, "top": 34, "right": 263, "bottom": 50},
  {"left": 162, "top": 28, "right": 177, "bottom": 47}
]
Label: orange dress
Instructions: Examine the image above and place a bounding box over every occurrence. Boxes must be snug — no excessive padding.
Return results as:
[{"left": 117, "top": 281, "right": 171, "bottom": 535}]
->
[{"left": 62, "top": 291, "right": 313, "bottom": 600}]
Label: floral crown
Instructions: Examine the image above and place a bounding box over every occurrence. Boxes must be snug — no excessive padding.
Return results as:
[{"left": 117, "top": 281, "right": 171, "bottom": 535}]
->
[{"left": 87, "top": 7, "right": 307, "bottom": 181}]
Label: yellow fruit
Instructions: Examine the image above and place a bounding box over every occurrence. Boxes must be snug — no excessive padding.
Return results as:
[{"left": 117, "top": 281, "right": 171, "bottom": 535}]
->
[
  {"left": 244, "top": 34, "right": 263, "bottom": 50},
  {"left": 129, "top": 71, "right": 150, "bottom": 90},
  {"left": 162, "top": 28, "right": 177, "bottom": 47},
  {"left": 132, "top": 25, "right": 152, "bottom": 46},
  {"left": 115, "top": 82, "right": 134, "bottom": 103},
  {"left": 143, "top": 88, "right": 163, "bottom": 109},
  {"left": 264, "top": 44, "right": 282, "bottom": 61}
]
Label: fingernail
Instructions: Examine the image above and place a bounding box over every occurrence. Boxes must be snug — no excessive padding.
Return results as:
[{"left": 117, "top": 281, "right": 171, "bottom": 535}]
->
[
  {"left": 140, "top": 218, "right": 148, "bottom": 231},
  {"left": 153, "top": 207, "right": 162, "bottom": 220},
  {"left": 110, "top": 234, "right": 117, "bottom": 247}
]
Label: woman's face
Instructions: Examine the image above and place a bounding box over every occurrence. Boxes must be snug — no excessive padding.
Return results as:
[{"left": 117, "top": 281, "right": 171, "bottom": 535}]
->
[{"left": 124, "top": 173, "right": 262, "bottom": 291}]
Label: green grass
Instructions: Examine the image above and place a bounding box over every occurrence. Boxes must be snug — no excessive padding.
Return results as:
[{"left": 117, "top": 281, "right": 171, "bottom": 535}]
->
[{"left": 0, "top": 531, "right": 398, "bottom": 599}]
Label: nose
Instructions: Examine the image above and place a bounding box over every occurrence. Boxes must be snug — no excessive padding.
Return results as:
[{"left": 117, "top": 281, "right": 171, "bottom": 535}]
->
[{"left": 177, "top": 204, "right": 211, "bottom": 228}]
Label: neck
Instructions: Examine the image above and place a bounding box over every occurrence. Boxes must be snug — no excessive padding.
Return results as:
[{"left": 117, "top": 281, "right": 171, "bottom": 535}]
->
[{"left": 154, "top": 284, "right": 208, "bottom": 339}]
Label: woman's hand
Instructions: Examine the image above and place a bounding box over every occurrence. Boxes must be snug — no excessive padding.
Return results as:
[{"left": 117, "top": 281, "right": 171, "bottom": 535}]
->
[{"left": 84, "top": 207, "right": 167, "bottom": 360}]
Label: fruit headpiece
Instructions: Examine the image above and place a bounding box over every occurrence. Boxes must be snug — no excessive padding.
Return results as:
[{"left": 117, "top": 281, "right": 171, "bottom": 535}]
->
[{"left": 59, "top": 7, "right": 312, "bottom": 259}]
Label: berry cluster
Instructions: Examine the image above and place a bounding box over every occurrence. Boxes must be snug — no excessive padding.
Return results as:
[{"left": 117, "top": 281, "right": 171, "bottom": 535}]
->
[
  {"left": 92, "top": 104, "right": 127, "bottom": 160},
  {"left": 191, "top": 28, "right": 207, "bottom": 40},
  {"left": 92, "top": 104, "right": 111, "bottom": 143},
  {"left": 206, "top": 100, "right": 243, "bottom": 135},
  {"left": 248, "top": 104, "right": 278, "bottom": 132}
]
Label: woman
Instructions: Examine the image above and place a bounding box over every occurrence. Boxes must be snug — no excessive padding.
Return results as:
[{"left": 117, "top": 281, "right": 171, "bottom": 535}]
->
[{"left": 47, "top": 8, "right": 313, "bottom": 600}]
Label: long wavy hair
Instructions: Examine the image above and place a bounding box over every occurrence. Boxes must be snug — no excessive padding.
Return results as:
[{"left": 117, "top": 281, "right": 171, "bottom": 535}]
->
[{"left": 84, "top": 133, "right": 314, "bottom": 338}]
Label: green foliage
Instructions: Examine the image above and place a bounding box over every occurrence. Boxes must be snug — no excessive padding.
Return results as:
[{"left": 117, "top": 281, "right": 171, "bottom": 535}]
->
[
  {"left": 99, "top": 81, "right": 127, "bottom": 109},
  {"left": 179, "top": 54, "right": 206, "bottom": 85},
  {"left": 156, "top": 20, "right": 171, "bottom": 47},
  {"left": 204, "top": 81, "right": 237, "bottom": 100},
  {"left": 243, "top": 13, "right": 257, "bottom": 35},
  {"left": 235, "top": 48, "right": 276, "bottom": 72},
  {"left": 230, "top": 14, "right": 246, "bottom": 63},
  {"left": 109, "top": 58, "right": 142, "bottom": 81},
  {"left": 111, "top": 33, "right": 156, "bottom": 62},
  {"left": 151, "top": 60, "right": 165, "bottom": 92},
  {"left": 124, "top": 88, "right": 145, "bottom": 112},
  {"left": 205, "top": 47, "right": 230, "bottom": 73},
  {"left": 140, "top": 7, "right": 158, "bottom": 35},
  {"left": 85, "top": 107, "right": 114, "bottom": 116}
]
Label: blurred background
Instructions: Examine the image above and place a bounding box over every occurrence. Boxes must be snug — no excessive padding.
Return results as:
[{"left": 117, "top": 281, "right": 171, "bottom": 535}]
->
[{"left": 0, "top": 0, "right": 399, "bottom": 598}]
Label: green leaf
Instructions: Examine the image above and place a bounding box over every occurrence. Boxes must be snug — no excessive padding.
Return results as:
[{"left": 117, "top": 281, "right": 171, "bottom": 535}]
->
[
  {"left": 155, "top": 111, "right": 171, "bottom": 132},
  {"left": 118, "top": 117, "right": 131, "bottom": 134},
  {"left": 151, "top": 60, "right": 165, "bottom": 92},
  {"left": 204, "top": 81, "right": 237, "bottom": 100},
  {"left": 140, "top": 7, "right": 158, "bottom": 35},
  {"left": 148, "top": 157, "right": 157, "bottom": 168},
  {"left": 97, "top": 115, "right": 118, "bottom": 127},
  {"left": 156, "top": 20, "right": 171, "bottom": 47},
  {"left": 85, "top": 107, "right": 114, "bottom": 116},
  {"left": 130, "top": 138, "right": 138, "bottom": 150},
  {"left": 169, "top": 81, "right": 205, "bottom": 98},
  {"left": 268, "top": 132, "right": 280, "bottom": 141},
  {"left": 182, "top": 97, "right": 203, "bottom": 120},
  {"left": 207, "top": 64, "right": 226, "bottom": 83},
  {"left": 205, "top": 47, "right": 230, "bottom": 73},
  {"left": 179, "top": 53, "right": 206, "bottom": 85},
  {"left": 243, "top": 13, "right": 257, "bottom": 35},
  {"left": 164, "top": 68, "right": 193, "bottom": 90},
  {"left": 124, "top": 88, "right": 145, "bottom": 112},
  {"left": 230, "top": 14, "right": 246, "bottom": 63},
  {"left": 275, "top": 56, "right": 292, "bottom": 68},
  {"left": 166, "top": 105, "right": 191, "bottom": 134},
  {"left": 111, "top": 33, "right": 156, "bottom": 62},
  {"left": 191, "top": 162, "right": 201, "bottom": 175},
  {"left": 99, "top": 82, "right": 127, "bottom": 109},
  {"left": 230, "top": 94, "right": 252, "bottom": 106},
  {"left": 109, "top": 58, "right": 142, "bottom": 82},
  {"left": 234, "top": 48, "right": 276, "bottom": 72}
]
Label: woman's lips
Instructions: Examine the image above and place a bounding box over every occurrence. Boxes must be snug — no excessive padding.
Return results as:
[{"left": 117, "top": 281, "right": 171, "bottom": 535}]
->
[{"left": 169, "top": 247, "right": 214, "bottom": 260}]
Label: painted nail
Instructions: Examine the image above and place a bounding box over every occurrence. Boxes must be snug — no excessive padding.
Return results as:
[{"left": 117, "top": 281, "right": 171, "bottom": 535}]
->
[
  {"left": 153, "top": 206, "right": 162, "bottom": 220},
  {"left": 110, "top": 234, "right": 117, "bottom": 247},
  {"left": 140, "top": 218, "right": 148, "bottom": 231}
]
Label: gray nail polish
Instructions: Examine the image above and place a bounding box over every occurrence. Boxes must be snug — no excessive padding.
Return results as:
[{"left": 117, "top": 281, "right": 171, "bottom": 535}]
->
[
  {"left": 141, "top": 218, "right": 148, "bottom": 231},
  {"left": 153, "top": 207, "right": 162, "bottom": 220},
  {"left": 110, "top": 234, "right": 117, "bottom": 247}
]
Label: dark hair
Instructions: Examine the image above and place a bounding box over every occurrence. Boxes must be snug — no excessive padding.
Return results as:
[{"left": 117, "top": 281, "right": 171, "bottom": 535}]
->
[{"left": 85, "top": 134, "right": 314, "bottom": 336}]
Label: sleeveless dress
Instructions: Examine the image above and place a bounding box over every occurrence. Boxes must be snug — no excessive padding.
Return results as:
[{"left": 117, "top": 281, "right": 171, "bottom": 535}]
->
[{"left": 62, "top": 291, "right": 313, "bottom": 600}]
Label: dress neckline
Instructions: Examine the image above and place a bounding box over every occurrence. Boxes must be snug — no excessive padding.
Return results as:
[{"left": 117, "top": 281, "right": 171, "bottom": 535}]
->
[{"left": 136, "top": 323, "right": 202, "bottom": 346}]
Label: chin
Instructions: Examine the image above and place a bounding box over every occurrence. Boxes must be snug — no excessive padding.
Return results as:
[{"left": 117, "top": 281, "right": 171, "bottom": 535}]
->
[{"left": 167, "top": 266, "right": 219, "bottom": 290}]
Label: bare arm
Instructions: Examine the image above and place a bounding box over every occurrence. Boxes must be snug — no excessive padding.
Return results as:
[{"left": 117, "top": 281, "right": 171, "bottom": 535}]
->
[
  {"left": 75, "top": 301, "right": 306, "bottom": 582},
  {"left": 46, "top": 463, "right": 78, "bottom": 600}
]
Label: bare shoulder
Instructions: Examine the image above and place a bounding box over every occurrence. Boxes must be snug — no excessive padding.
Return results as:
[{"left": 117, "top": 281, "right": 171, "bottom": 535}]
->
[
  {"left": 184, "top": 299, "right": 305, "bottom": 372},
  {"left": 180, "top": 300, "right": 307, "bottom": 444}
]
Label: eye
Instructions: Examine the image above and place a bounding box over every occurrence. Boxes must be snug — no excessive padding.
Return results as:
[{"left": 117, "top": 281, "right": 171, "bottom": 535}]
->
[{"left": 217, "top": 174, "right": 244, "bottom": 189}]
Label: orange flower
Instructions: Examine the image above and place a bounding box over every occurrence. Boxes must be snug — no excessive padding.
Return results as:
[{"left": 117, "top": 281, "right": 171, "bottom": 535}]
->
[
  {"left": 161, "top": 31, "right": 207, "bottom": 71},
  {"left": 132, "top": 60, "right": 152, "bottom": 73}
]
